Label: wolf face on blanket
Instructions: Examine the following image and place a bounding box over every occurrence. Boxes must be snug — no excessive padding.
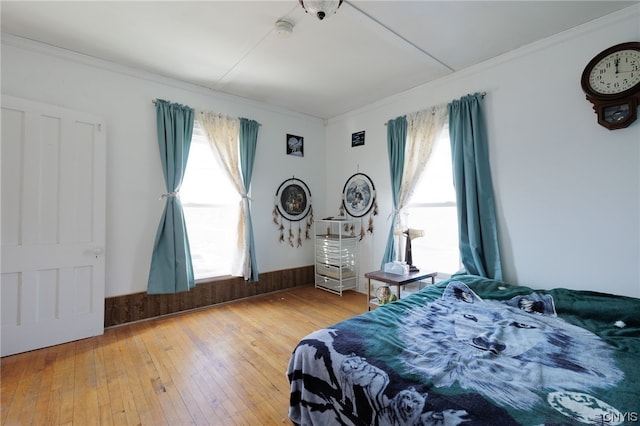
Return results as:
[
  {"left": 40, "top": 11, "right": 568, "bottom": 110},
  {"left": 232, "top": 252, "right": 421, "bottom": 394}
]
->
[{"left": 399, "top": 282, "right": 624, "bottom": 410}]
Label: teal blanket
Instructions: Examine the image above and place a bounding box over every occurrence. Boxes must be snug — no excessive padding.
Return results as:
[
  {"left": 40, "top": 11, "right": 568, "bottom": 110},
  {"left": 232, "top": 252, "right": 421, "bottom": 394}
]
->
[{"left": 288, "top": 275, "right": 640, "bottom": 425}]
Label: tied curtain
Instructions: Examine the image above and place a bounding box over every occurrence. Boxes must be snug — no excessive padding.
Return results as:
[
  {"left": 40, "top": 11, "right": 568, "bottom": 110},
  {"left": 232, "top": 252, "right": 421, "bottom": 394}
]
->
[
  {"left": 147, "top": 100, "right": 195, "bottom": 294},
  {"left": 198, "top": 112, "right": 260, "bottom": 281},
  {"left": 381, "top": 116, "right": 407, "bottom": 266},
  {"left": 381, "top": 106, "right": 448, "bottom": 267},
  {"left": 239, "top": 118, "right": 260, "bottom": 282},
  {"left": 448, "top": 93, "right": 502, "bottom": 280}
]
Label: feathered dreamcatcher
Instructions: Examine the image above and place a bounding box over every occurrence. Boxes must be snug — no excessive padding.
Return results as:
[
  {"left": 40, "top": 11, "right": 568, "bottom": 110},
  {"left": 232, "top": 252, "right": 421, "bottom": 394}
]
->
[
  {"left": 338, "top": 172, "right": 378, "bottom": 241},
  {"left": 273, "top": 177, "right": 313, "bottom": 248}
]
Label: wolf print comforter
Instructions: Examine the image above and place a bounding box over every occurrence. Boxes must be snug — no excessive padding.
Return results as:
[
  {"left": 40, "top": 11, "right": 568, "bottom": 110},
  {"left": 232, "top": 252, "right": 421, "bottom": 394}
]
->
[{"left": 287, "top": 275, "right": 640, "bottom": 425}]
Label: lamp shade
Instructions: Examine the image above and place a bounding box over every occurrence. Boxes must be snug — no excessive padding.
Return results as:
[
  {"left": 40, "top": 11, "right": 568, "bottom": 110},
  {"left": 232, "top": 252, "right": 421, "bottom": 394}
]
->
[
  {"left": 299, "top": 0, "right": 343, "bottom": 20},
  {"left": 406, "top": 229, "right": 425, "bottom": 240}
]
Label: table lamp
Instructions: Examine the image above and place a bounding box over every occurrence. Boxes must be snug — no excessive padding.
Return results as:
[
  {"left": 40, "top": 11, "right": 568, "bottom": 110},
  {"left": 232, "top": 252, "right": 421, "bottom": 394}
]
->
[{"left": 403, "top": 228, "right": 424, "bottom": 272}]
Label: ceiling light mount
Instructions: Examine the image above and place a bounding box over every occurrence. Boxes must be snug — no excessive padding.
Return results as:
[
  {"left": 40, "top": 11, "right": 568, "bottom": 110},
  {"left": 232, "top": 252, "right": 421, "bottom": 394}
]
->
[
  {"left": 275, "top": 19, "right": 294, "bottom": 38},
  {"left": 299, "top": 0, "right": 343, "bottom": 21}
]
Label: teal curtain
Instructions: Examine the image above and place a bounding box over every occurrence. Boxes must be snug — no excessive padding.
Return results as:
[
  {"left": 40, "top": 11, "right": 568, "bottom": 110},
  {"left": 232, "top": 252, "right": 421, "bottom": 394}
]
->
[
  {"left": 147, "top": 100, "right": 195, "bottom": 294},
  {"left": 381, "top": 116, "right": 407, "bottom": 267},
  {"left": 448, "top": 93, "right": 502, "bottom": 280},
  {"left": 239, "top": 118, "right": 260, "bottom": 282}
]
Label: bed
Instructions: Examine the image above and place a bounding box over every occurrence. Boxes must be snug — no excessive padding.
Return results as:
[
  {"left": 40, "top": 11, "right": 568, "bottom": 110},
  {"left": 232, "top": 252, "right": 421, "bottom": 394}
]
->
[{"left": 287, "top": 275, "right": 640, "bottom": 425}]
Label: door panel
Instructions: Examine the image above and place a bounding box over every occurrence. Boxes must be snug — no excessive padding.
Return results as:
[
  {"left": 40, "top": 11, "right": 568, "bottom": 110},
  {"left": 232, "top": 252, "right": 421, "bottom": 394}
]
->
[{"left": 1, "top": 96, "right": 106, "bottom": 357}]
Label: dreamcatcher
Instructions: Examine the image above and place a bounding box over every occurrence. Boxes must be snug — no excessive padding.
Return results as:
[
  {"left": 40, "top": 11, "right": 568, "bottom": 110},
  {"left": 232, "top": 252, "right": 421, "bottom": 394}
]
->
[
  {"left": 338, "top": 172, "right": 378, "bottom": 241},
  {"left": 273, "top": 177, "right": 313, "bottom": 248}
]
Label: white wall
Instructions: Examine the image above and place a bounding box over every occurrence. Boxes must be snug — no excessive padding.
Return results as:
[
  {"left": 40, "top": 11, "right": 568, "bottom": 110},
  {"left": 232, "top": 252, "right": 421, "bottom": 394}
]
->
[
  {"left": 1, "top": 35, "right": 327, "bottom": 297},
  {"left": 326, "top": 6, "right": 640, "bottom": 298}
]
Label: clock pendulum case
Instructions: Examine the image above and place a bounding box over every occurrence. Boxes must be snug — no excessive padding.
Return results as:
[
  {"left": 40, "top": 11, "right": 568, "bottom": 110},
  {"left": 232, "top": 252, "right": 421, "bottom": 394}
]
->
[{"left": 580, "top": 42, "right": 640, "bottom": 130}]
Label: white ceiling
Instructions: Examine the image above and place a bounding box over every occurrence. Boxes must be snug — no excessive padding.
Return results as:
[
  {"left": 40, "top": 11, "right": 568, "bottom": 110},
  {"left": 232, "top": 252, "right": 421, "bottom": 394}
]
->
[{"left": 1, "top": 1, "right": 637, "bottom": 119}]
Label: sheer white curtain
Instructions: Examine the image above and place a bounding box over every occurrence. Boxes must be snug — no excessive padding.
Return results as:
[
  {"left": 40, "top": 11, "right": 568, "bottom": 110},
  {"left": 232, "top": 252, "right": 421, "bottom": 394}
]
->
[
  {"left": 197, "top": 111, "right": 249, "bottom": 278},
  {"left": 397, "top": 104, "right": 448, "bottom": 229}
]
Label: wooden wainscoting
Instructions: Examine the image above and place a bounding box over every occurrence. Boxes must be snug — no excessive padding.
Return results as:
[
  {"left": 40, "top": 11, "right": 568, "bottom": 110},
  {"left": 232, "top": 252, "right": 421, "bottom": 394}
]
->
[
  {"left": 105, "top": 265, "right": 314, "bottom": 327},
  {"left": 1, "top": 285, "right": 366, "bottom": 425}
]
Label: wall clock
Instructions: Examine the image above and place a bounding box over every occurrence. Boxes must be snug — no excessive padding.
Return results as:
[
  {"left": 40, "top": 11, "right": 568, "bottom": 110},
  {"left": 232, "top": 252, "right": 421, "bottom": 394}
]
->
[{"left": 581, "top": 41, "right": 640, "bottom": 130}]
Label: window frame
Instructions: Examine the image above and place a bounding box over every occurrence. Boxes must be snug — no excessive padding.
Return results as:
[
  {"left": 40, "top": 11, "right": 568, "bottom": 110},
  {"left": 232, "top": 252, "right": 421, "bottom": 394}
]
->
[
  {"left": 404, "top": 128, "right": 461, "bottom": 275},
  {"left": 180, "top": 119, "right": 240, "bottom": 281}
]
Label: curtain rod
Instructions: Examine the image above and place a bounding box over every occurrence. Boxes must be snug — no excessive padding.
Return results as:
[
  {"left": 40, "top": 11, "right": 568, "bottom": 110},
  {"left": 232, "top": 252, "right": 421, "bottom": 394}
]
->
[
  {"left": 151, "top": 100, "right": 262, "bottom": 126},
  {"left": 384, "top": 92, "right": 486, "bottom": 125}
]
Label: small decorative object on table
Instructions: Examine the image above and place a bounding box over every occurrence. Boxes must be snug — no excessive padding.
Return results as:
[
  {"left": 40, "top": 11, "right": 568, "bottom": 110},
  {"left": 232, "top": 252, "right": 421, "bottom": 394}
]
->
[
  {"left": 366, "top": 269, "right": 437, "bottom": 310},
  {"left": 376, "top": 284, "right": 398, "bottom": 305},
  {"left": 383, "top": 261, "right": 409, "bottom": 275}
]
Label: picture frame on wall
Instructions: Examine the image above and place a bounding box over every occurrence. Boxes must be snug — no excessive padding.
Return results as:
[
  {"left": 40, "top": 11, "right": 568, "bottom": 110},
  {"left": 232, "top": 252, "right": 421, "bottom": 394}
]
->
[
  {"left": 351, "top": 130, "right": 365, "bottom": 147},
  {"left": 286, "top": 134, "right": 304, "bottom": 157}
]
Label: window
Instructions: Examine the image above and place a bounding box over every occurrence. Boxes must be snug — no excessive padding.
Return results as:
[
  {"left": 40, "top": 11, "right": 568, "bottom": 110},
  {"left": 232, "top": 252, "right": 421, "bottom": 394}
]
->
[
  {"left": 405, "top": 126, "right": 460, "bottom": 275},
  {"left": 181, "top": 121, "right": 240, "bottom": 279}
]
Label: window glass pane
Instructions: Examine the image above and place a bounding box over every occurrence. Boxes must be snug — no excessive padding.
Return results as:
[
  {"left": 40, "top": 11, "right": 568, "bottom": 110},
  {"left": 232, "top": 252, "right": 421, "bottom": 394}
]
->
[
  {"left": 181, "top": 122, "right": 240, "bottom": 279},
  {"left": 406, "top": 129, "right": 460, "bottom": 274},
  {"left": 410, "top": 131, "right": 455, "bottom": 204},
  {"left": 180, "top": 129, "right": 238, "bottom": 205},
  {"left": 406, "top": 205, "right": 459, "bottom": 274}
]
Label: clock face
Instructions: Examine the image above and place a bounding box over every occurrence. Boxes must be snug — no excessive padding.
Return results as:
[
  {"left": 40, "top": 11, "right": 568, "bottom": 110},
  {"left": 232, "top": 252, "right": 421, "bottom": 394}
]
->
[{"left": 588, "top": 48, "right": 640, "bottom": 95}]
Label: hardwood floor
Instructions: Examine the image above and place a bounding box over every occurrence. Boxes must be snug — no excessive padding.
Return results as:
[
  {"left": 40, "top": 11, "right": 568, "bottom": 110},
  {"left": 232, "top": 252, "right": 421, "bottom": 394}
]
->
[{"left": 1, "top": 285, "right": 366, "bottom": 425}]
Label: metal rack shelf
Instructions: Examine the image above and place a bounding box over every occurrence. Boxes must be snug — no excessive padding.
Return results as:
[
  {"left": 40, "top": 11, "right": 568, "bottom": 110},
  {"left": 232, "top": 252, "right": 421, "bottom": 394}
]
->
[{"left": 314, "top": 219, "right": 358, "bottom": 296}]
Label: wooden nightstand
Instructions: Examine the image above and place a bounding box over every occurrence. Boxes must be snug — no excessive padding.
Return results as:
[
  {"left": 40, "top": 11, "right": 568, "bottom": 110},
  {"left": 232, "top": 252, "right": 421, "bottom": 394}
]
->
[{"left": 365, "top": 270, "right": 437, "bottom": 310}]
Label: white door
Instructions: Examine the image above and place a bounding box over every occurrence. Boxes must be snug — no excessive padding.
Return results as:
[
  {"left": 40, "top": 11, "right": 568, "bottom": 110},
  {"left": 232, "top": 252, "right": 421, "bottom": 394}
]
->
[{"left": 1, "top": 96, "right": 106, "bottom": 357}]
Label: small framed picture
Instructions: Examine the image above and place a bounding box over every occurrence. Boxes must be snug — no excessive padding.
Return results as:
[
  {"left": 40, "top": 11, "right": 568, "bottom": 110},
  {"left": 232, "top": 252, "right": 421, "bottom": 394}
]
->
[
  {"left": 352, "top": 130, "right": 365, "bottom": 147},
  {"left": 286, "top": 134, "right": 304, "bottom": 157}
]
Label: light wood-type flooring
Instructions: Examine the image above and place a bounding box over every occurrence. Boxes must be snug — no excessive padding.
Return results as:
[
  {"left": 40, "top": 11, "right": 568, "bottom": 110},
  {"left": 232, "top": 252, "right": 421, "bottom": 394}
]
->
[{"left": 1, "top": 285, "right": 366, "bottom": 425}]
